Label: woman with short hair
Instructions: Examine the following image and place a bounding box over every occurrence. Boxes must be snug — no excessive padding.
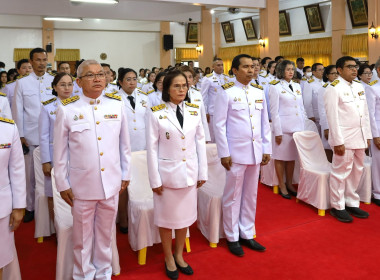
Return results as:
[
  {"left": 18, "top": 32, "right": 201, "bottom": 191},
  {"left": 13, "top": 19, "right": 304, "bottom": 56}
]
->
[
  {"left": 149, "top": 72, "right": 166, "bottom": 107},
  {"left": 142, "top": 72, "right": 156, "bottom": 93}
]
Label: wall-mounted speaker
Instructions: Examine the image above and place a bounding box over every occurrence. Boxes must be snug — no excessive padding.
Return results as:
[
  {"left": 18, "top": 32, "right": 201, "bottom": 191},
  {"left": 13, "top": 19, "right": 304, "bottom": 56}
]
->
[
  {"left": 163, "top": 35, "right": 173, "bottom": 51},
  {"left": 46, "top": 44, "right": 52, "bottom": 53}
]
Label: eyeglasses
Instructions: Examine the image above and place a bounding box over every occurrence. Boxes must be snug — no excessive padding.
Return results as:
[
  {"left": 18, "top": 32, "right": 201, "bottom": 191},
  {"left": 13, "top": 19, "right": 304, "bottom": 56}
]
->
[
  {"left": 362, "top": 72, "right": 373, "bottom": 76},
  {"left": 57, "top": 83, "right": 73, "bottom": 88},
  {"left": 172, "top": 84, "right": 188, "bottom": 90},
  {"left": 344, "top": 65, "right": 359, "bottom": 70},
  {"left": 328, "top": 72, "right": 338, "bottom": 75},
  {"left": 80, "top": 73, "right": 106, "bottom": 80},
  {"left": 125, "top": 78, "right": 137, "bottom": 82}
]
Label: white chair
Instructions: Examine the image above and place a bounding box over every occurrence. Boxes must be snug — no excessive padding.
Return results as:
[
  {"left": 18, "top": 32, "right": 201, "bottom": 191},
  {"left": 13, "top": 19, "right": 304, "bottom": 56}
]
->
[
  {"left": 127, "top": 151, "right": 190, "bottom": 265},
  {"left": 293, "top": 131, "right": 331, "bottom": 216},
  {"left": 33, "top": 146, "right": 55, "bottom": 243},
  {"left": 2, "top": 243, "right": 21, "bottom": 280},
  {"left": 197, "top": 144, "right": 226, "bottom": 248},
  {"left": 357, "top": 156, "right": 372, "bottom": 204},
  {"left": 51, "top": 169, "right": 120, "bottom": 279}
]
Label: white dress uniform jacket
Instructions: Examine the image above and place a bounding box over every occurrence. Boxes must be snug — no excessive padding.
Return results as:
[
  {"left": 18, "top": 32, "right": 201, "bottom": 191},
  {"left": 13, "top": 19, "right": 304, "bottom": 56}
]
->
[
  {"left": 188, "top": 86, "right": 211, "bottom": 142},
  {"left": 148, "top": 90, "right": 162, "bottom": 107},
  {"left": 119, "top": 88, "right": 149, "bottom": 152},
  {"left": 317, "top": 82, "right": 331, "bottom": 149},
  {"left": 72, "top": 79, "right": 83, "bottom": 96},
  {"left": 252, "top": 75, "right": 271, "bottom": 120},
  {"left": 200, "top": 72, "right": 230, "bottom": 115},
  {"left": 12, "top": 72, "right": 55, "bottom": 145},
  {"left": 53, "top": 93, "right": 132, "bottom": 200},
  {"left": 104, "top": 83, "right": 119, "bottom": 94},
  {"left": 142, "top": 82, "right": 154, "bottom": 94},
  {"left": 0, "top": 92, "right": 12, "bottom": 118},
  {"left": 303, "top": 76, "right": 323, "bottom": 120},
  {"left": 3, "top": 80, "right": 16, "bottom": 108},
  {"left": 146, "top": 102, "right": 208, "bottom": 190}
]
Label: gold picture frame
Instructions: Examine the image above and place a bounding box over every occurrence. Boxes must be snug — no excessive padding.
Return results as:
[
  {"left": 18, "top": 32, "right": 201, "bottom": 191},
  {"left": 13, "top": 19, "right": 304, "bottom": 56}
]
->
[
  {"left": 186, "top": 23, "right": 198, "bottom": 43},
  {"left": 241, "top": 17, "right": 257, "bottom": 40},
  {"left": 304, "top": 4, "right": 325, "bottom": 32},
  {"left": 279, "top": 11, "right": 291, "bottom": 36},
  {"left": 346, "top": 0, "right": 368, "bottom": 27},
  {"left": 221, "top": 21, "right": 235, "bottom": 43}
]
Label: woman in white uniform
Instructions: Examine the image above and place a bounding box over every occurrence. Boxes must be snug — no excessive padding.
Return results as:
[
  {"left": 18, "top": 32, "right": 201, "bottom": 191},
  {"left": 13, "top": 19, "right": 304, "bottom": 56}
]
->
[
  {"left": 269, "top": 60, "right": 306, "bottom": 199},
  {"left": 39, "top": 72, "right": 73, "bottom": 222},
  {"left": 116, "top": 68, "right": 150, "bottom": 233},
  {"left": 141, "top": 72, "right": 156, "bottom": 93},
  {"left": 317, "top": 65, "right": 339, "bottom": 162},
  {"left": 149, "top": 72, "right": 166, "bottom": 107},
  {"left": 266, "top": 61, "right": 277, "bottom": 83},
  {"left": 146, "top": 70, "right": 207, "bottom": 279},
  {"left": 358, "top": 64, "right": 373, "bottom": 88}
]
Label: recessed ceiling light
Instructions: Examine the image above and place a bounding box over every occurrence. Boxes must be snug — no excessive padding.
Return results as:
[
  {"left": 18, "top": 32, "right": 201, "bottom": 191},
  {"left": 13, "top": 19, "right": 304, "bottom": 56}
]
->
[
  {"left": 44, "top": 17, "right": 83, "bottom": 22},
  {"left": 70, "top": 0, "right": 119, "bottom": 4},
  {"left": 210, "top": 9, "right": 215, "bottom": 14}
]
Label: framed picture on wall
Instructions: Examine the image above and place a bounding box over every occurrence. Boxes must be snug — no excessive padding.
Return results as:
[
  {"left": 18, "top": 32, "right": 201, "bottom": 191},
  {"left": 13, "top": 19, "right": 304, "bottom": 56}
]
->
[
  {"left": 304, "top": 4, "right": 325, "bottom": 32},
  {"left": 241, "top": 17, "right": 257, "bottom": 40},
  {"left": 186, "top": 23, "right": 198, "bottom": 43},
  {"left": 221, "top": 21, "right": 235, "bottom": 43},
  {"left": 346, "top": 0, "right": 368, "bottom": 27},
  {"left": 279, "top": 11, "right": 291, "bottom": 36}
]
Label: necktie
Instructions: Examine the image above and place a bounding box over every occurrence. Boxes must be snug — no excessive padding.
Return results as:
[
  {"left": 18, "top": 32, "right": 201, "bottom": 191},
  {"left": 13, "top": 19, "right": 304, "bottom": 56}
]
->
[
  {"left": 289, "top": 84, "right": 293, "bottom": 92},
  {"left": 176, "top": 105, "right": 183, "bottom": 128},
  {"left": 127, "top": 95, "right": 135, "bottom": 109},
  {"left": 255, "top": 79, "right": 259, "bottom": 85}
]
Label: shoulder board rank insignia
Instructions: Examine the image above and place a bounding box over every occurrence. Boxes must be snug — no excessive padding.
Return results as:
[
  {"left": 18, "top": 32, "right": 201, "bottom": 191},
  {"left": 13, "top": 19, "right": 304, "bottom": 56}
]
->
[
  {"left": 222, "top": 82, "right": 234, "bottom": 90},
  {"left": 110, "top": 82, "right": 117, "bottom": 85},
  {"left": 250, "top": 83, "right": 263, "bottom": 90},
  {"left": 147, "top": 89, "right": 155, "bottom": 94},
  {"left": 48, "top": 72, "right": 56, "bottom": 77},
  {"left": 330, "top": 80, "right": 340, "bottom": 87},
  {"left": 105, "top": 93, "right": 121, "bottom": 101},
  {"left": 138, "top": 89, "right": 148, "bottom": 95},
  {"left": 193, "top": 87, "right": 200, "bottom": 91},
  {"left": 151, "top": 104, "right": 166, "bottom": 112},
  {"left": 62, "top": 95, "right": 80, "bottom": 106},
  {"left": 206, "top": 73, "right": 213, "bottom": 78},
  {"left": 0, "top": 117, "right": 15, "bottom": 124},
  {"left": 353, "top": 79, "right": 360, "bottom": 83},
  {"left": 293, "top": 80, "right": 300, "bottom": 84},
  {"left": 301, "top": 77, "right": 307, "bottom": 81},
  {"left": 308, "top": 78, "right": 315, "bottom": 83},
  {"left": 0, "top": 92, "right": 7, "bottom": 97},
  {"left": 369, "top": 80, "right": 378, "bottom": 86},
  {"left": 42, "top": 97, "right": 57, "bottom": 106},
  {"left": 6, "top": 80, "right": 16, "bottom": 84},
  {"left": 185, "top": 102, "right": 199, "bottom": 109},
  {"left": 17, "top": 74, "right": 29, "bottom": 79},
  {"left": 269, "top": 80, "right": 280, "bottom": 85},
  {"left": 323, "top": 83, "right": 329, "bottom": 88},
  {"left": 229, "top": 75, "right": 234, "bottom": 78},
  {"left": 259, "top": 74, "right": 268, "bottom": 78}
]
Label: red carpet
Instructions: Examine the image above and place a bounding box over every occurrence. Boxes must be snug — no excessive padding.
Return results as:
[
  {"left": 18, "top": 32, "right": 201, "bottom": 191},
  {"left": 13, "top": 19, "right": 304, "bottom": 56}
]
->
[{"left": 15, "top": 183, "right": 380, "bottom": 279}]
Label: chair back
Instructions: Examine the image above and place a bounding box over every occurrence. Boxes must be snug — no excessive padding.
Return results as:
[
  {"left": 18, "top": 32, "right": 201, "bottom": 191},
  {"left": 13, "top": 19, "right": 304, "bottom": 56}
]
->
[
  {"left": 304, "top": 119, "right": 319, "bottom": 133},
  {"left": 201, "top": 144, "right": 226, "bottom": 196},
  {"left": 128, "top": 150, "right": 153, "bottom": 201}
]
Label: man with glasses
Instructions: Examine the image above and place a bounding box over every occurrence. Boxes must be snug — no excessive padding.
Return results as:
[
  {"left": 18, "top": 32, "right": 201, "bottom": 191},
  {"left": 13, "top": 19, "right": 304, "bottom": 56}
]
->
[
  {"left": 53, "top": 60, "right": 131, "bottom": 279},
  {"left": 12, "top": 48, "right": 55, "bottom": 222},
  {"left": 303, "top": 63, "right": 325, "bottom": 128},
  {"left": 101, "top": 63, "right": 119, "bottom": 93},
  {"left": 324, "top": 56, "right": 372, "bottom": 223}
]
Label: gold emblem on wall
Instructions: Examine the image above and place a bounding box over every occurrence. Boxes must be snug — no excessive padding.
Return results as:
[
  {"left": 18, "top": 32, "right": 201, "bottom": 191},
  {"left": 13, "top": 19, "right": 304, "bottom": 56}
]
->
[{"left": 100, "top": 53, "right": 107, "bottom": 60}]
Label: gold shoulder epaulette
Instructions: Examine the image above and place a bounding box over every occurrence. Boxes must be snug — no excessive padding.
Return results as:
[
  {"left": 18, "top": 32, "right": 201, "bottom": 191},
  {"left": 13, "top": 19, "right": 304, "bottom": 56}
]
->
[
  {"left": 48, "top": 72, "right": 56, "bottom": 77},
  {"left": 250, "top": 83, "right": 263, "bottom": 90},
  {"left": 293, "top": 79, "right": 300, "bottom": 84},
  {"left": 206, "top": 73, "right": 213, "bottom": 78},
  {"left": 301, "top": 77, "right": 307, "bottom": 81},
  {"left": 323, "top": 83, "right": 329, "bottom": 88},
  {"left": 229, "top": 75, "right": 234, "bottom": 78},
  {"left": 110, "top": 82, "right": 117, "bottom": 85},
  {"left": 17, "top": 74, "right": 29, "bottom": 80},
  {"left": 353, "top": 79, "right": 360, "bottom": 83},
  {"left": 151, "top": 104, "right": 166, "bottom": 112},
  {"left": 222, "top": 82, "right": 234, "bottom": 90},
  {"left": 105, "top": 92, "right": 121, "bottom": 101},
  {"left": 6, "top": 80, "right": 16, "bottom": 84},
  {"left": 147, "top": 89, "right": 155, "bottom": 94},
  {"left": 369, "top": 80, "right": 378, "bottom": 86},
  {"left": 308, "top": 78, "right": 315, "bottom": 83},
  {"left": 259, "top": 74, "right": 269, "bottom": 78},
  {"left": 42, "top": 97, "right": 57, "bottom": 106},
  {"left": 192, "top": 87, "right": 200, "bottom": 91},
  {"left": 0, "top": 92, "right": 7, "bottom": 97},
  {"left": 185, "top": 102, "right": 199, "bottom": 109},
  {"left": 269, "top": 80, "right": 280, "bottom": 85},
  {"left": 330, "top": 80, "right": 340, "bottom": 87},
  {"left": 61, "top": 95, "right": 80, "bottom": 106},
  {"left": 0, "top": 117, "right": 15, "bottom": 124},
  {"left": 138, "top": 89, "right": 148, "bottom": 95}
]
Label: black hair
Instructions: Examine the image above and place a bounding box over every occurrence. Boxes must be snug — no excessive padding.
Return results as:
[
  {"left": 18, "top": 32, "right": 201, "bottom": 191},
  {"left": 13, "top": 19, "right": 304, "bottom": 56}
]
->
[
  {"left": 336, "top": 56, "right": 356, "bottom": 69},
  {"left": 7, "top": 68, "right": 18, "bottom": 81},
  {"left": 16, "top": 59, "right": 29, "bottom": 70},
  {"left": 231, "top": 54, "right": 253, "bottom": 71},
  {"left": 117, "top": 68, "right": 137, "bottom": 88},
  {"left": 267, "top": 61, "right": 277, "bottom": 74},
  {"left": 162, "top": 70, "right": 189, "bottom": 102},
  {"left": 322, "top": 65, "right": 337, "bottom": 82},
  {"left": 58, "top": 61, "right": 70, "bottom": 70},
  {"left": 51, "top": 72, "right": 73, "bottom": 96},
  {"left": 101, "top": 63, "right": 111, "bottom": 68},
  {"left": 311, "top": 63, "right": 323, "bottom": 72},
  {"left": 0, "top": 61, "right": 5, "bottom": 68},
  {"left": 29, "top": 48, "right": 46, "bottom": 60},
  {"left": 275, "top": 56, "right": 284, "bottom": 62},
  {"left": 153, "top": 72, "right": 167, "bottom": 91},
  {"left": 303, "top": 66, "right": 311, "bottom": 72},
  {"left": 261, "top": 57, "right": 272, "bottom": 66},
  {"left": 358, "top": 64, "right": 371, "bottom": 80},
  {"left": 296, "top": 57, "right": 305, "bottom": 63}
]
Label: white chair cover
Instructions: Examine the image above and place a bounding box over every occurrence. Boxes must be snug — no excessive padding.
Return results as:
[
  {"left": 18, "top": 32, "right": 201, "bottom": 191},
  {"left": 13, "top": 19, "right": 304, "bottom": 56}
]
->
[
  {"left": 357, "top": 156, "right": 372, "bottom": 203},
  {"left": 2, "top": 243, "right": 21, "bottom": 280},
  {"left": 51, "top": 169, "right": 120, "bottom": 279},
  {"left": 197, "top": 144, "right": 226, "bottom": 244},
  {"left": 293, "top": 131, "right": 331, "bottom": 210},
  {"left": 33, "top": 147, "right": 55, "bottom": 239}
]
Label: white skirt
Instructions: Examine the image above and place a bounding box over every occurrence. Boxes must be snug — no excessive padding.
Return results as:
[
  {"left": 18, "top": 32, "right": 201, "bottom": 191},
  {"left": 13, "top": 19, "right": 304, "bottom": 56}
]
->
[
  {"left": 272, "top": 133, "right": 298, "bottom": 161},
  {"left": 153, "top": 185, "right": 197, "bottom": 229},
  {"left": 0, "top": 216, "right": 14, "bottom": 268}
]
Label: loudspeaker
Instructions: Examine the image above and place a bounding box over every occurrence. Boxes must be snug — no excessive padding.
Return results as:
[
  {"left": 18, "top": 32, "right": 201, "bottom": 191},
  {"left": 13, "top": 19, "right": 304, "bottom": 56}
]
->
[
  {"left": 46, "top": 44, "right": 52, "bottom": 53},
  {"left": 163, "top": 35, "right": 173, "bottom": 51}
]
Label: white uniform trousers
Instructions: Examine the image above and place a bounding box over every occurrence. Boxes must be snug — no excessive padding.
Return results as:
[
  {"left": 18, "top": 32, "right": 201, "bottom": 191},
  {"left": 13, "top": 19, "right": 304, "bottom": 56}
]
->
[
  {"left": 371, "top": 141, "right": 380, "bottom": 199},
  {"left": 208, "top": 115, "right": 215, "bottom": 143},
  {"left": 0, "top": 216, "right": 14, "bottom": 269},
  {"left": 222, "top": 163, "right": 260, "bottom": 242},
  {"left": 72, "top": 194, "right": 119, "bottom": 280},
  {"left": 329, "top": 149, "right": 364, "bottom": 210},
  {"left": 25, "top": 145, "right": 37, "bottom": 211}
]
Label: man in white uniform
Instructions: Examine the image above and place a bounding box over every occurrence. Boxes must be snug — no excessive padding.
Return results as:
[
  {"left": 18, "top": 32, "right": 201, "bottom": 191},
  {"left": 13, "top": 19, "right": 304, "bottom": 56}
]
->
[
  {"left": 324, "top": 56, "right": 372, "bottom": 222},
  {"left": 54, "top": 60, "right": 131, "bottom": 279},
  {"left": 12, "top": 48, "right": 55, "bottom": 222},
  {"left": 214, "top": 54, "right": 271, "bottom": 256},
  {"left": 201, "top": 57, "right": 230, "bottom": 142},
  {"left": 296, "top": 57, "right": 305, "bottom": 77},
  {"left": 0, "top": 92, "right": 11, "bottom": 118},
  {"left": 365, "top": 58, "right": 380, "bottom": 206}
]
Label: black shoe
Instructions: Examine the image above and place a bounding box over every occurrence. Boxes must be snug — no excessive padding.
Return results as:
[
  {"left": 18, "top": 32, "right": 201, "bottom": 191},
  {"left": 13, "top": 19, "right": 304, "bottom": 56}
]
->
[
  {"left": 372, "top": 198, "right": 380, "bottom": 206},
  {"left": 286, "top": 184, "right": 297, "bottom": 197},
  {"left": 173, "top": 255, "right": 193, "bottom": 275},
  {"left": 226, "top": 241, "right": 244, "bottom": 257},
  {"left": 23, "top": 210, "right": 34, "bottom": 223},
  {"left": 239, "top": 238, "right": 266, "bottom": 252},
  {"left": 279, "top": 189, "right": 291, "bottom": 199},
  {"left": 330, "top": 208, "right": 353, "bottom": 223},
  {"left": 119, "top": 226, "right": 128, "bottom": 234},
  {"left": 165, "top": 263, "right": 179, "bottom": 280},
  {"left": 346, "top": 206, "right": 369, "bottom": 219}
]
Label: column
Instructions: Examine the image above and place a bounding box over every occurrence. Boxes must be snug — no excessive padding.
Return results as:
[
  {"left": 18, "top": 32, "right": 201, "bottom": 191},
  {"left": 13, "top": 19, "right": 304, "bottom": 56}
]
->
[
  {"left": 199, "top": 6, "right": 214, "bottom": 69},
  {"left": 42, "top": 20, "right": 55, "bottom": 69},
  {"left": 160, "top": 21, "right": 172, "bottom": 68},
  {"left": 214, "top": 18, "right": 221, "bottom": 57},
  {"left": 259, "top": 0, "right": 279, "bottom": 59},
  {"left": 368, "top": 0, "right": 380, "bottom": 63},
  {"left": 331, "top": 0, "right": 346, "bottom": 63}
]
